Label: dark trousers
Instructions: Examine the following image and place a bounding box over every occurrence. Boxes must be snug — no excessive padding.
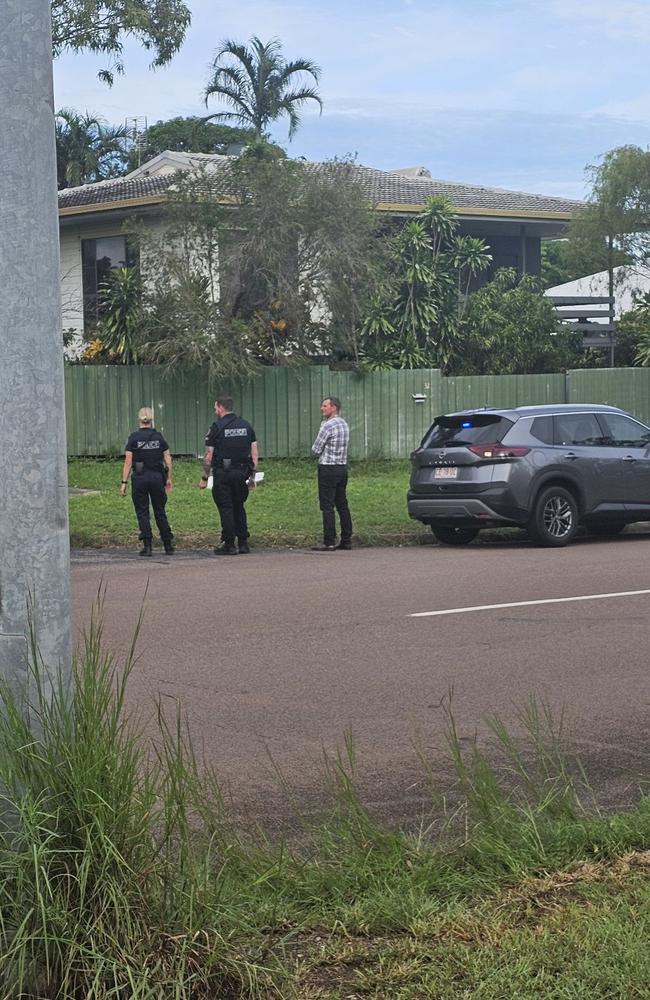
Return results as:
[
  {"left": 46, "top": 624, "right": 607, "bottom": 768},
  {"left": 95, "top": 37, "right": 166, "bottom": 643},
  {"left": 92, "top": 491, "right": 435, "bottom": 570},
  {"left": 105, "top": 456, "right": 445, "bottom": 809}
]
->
[
  {"left": 132, "top": 470, "right": 173, "bottom": 544},
  {"left": 211, "top": 467, "right": 250, "bottom": 545},
  {"left": 318, "top": 464, "right": 352, "bottom": 547}
]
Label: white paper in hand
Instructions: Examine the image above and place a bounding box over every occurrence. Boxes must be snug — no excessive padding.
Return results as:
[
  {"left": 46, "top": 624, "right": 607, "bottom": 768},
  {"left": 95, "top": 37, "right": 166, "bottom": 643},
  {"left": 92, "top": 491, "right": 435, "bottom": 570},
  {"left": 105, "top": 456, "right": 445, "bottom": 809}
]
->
[{"left": 206, "top": 471, "right": 263, "bottom": 489}]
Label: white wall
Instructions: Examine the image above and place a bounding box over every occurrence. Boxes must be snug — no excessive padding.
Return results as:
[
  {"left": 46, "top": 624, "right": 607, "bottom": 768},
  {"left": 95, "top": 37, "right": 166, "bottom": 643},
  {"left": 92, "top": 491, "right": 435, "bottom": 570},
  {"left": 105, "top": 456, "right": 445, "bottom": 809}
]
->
[
  {"left": 60, "top": 227, "right": 84, "bottom": 334},
  {"left": 59, "top": 216, "right": 169, "bottom": 358}
]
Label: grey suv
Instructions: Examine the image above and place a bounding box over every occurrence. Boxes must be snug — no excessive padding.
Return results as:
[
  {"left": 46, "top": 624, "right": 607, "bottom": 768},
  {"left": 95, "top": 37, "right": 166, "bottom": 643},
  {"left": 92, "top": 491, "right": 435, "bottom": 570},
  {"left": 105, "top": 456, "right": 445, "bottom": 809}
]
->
[{"left": 407, "top": 404, "right": 650, "bottom": 547}]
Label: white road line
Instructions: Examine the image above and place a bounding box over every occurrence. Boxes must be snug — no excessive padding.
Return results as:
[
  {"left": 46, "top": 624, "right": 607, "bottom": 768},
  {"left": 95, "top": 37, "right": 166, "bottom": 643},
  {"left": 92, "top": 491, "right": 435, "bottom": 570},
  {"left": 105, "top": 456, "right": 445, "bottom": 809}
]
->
[{"left": 410, "top": 589, "right": 650, "bottom": 618}]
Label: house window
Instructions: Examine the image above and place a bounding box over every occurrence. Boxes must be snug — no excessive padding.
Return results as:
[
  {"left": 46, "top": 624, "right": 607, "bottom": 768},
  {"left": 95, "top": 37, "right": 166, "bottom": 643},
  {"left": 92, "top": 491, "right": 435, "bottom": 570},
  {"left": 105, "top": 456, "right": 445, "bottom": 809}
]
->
[{"left": 81, "top": 236, "right": 135, "bottom": 327}]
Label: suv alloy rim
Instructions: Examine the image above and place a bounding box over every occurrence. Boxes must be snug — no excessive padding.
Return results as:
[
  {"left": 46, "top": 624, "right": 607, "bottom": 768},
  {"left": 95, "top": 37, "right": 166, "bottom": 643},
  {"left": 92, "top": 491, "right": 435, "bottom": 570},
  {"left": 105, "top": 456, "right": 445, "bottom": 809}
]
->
[{"left": 543, "top": 495, "right": 574, "bottom": 538}]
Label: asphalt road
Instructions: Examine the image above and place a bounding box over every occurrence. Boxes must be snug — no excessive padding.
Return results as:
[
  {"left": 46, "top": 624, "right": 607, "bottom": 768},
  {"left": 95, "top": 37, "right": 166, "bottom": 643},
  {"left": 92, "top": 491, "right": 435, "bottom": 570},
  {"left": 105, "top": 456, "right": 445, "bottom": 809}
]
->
[{"left": 71, "top": 532, "right": 650, "bottom": 828}]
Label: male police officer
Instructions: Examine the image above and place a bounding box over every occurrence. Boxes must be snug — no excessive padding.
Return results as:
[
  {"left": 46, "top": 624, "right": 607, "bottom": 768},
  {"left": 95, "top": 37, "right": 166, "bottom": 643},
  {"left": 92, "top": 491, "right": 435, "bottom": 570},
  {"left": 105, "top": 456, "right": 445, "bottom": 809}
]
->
[
  {"left": 199, "top": 396, "right": 258, "bottom": 555},
  {"left": 120, "top": 407, "right": 175, "bottom": 556}
]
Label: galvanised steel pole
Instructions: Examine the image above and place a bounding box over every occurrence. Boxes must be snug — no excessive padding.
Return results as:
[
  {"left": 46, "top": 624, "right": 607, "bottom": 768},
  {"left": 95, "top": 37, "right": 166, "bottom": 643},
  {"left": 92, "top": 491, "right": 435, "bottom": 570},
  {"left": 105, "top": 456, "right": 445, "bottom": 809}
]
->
[{"left": 0, "top": 1, "right": 72, "bottom": 693}]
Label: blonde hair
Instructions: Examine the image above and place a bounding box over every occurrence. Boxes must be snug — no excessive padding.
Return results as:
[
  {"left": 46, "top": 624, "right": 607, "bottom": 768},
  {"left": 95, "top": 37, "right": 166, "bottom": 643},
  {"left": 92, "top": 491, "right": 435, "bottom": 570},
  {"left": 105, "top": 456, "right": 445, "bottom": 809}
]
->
[{"left": 138, "top": 407, "right": 153, "bottom": 425}]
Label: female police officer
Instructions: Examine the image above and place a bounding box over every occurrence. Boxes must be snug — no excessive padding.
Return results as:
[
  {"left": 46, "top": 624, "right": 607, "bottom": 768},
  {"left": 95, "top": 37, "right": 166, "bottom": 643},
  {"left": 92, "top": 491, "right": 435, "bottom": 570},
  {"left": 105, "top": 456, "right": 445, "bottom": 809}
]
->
[{"left": 119, "top": 407, "right": 175, "bottom": 556}]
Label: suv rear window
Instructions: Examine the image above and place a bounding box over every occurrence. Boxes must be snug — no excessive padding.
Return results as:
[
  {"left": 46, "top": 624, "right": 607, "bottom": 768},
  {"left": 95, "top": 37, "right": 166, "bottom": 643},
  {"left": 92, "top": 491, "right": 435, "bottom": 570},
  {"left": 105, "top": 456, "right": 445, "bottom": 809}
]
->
[
  {"left": 530, "top": 415, "right": 554, "bottom": 445},
  {"left": 422, "top": 413, "right": 514, "bottom": 448}
]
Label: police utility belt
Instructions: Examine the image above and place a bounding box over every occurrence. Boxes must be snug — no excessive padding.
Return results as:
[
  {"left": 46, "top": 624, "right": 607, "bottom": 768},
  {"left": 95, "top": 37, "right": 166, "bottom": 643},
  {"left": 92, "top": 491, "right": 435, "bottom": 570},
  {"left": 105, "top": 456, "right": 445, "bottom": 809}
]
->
[
  {"left": 212, "top": 458, "right": 249, "bottom": 470},
  {"left": 134, "top": 461, "right": 164, "bottom": 475}
]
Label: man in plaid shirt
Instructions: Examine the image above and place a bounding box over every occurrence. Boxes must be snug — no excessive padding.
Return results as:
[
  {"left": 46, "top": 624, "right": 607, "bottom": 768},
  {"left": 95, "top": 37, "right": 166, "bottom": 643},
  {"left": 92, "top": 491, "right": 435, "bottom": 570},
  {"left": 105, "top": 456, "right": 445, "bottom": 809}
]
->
[{"left": 311, "top": 396, "right": 353, "bottom": 551}]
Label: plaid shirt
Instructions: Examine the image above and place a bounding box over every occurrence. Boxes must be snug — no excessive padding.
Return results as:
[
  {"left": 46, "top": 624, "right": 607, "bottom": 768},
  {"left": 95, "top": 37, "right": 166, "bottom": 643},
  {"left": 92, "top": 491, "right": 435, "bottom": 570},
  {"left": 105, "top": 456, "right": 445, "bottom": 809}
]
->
[{"left": 312, "top": 415, "right": 350, "bottom": 465}]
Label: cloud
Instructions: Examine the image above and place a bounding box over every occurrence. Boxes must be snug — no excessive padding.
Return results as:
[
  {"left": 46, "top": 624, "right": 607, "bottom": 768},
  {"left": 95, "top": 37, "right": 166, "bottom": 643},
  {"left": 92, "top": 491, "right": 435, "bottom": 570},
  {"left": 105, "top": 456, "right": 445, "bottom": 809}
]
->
[
  {"left": 547, "top": 0, "right": 650, "bottom": 41},
  {"left": 596, "top": 94, "right": 650, "bottom": 123}
]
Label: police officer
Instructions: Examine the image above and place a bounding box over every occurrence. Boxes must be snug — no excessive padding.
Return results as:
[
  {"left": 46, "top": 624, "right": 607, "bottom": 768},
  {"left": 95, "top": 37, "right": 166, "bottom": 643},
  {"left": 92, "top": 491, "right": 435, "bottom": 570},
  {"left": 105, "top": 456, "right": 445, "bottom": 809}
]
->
[
  {"left": 119, "top": 407, "right": 175, "bottom": 556},
  {"left": 199, "top": 396, "right": 258, "bottom": 555}
]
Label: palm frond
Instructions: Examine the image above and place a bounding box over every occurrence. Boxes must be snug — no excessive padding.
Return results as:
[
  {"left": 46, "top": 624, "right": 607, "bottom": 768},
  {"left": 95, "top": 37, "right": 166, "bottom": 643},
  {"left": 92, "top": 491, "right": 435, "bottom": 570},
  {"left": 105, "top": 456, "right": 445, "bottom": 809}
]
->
[
  {"left": 201, "top": 109, "right": 253, "bottom": 127},
  {"left": 205, "top": 81, "right": 255, "bottom": 126},
  {"left": 278, "top": 58, "right": 322, "bottom": 84},
  {"left": 278, "top": 86, "right": 323, "bottom": 111},
  {"left": 206, "top": 64, "right": 250, "bottom": 97},
  {"left": 211, "top": 38, "right": 258, "bottom": 79}
]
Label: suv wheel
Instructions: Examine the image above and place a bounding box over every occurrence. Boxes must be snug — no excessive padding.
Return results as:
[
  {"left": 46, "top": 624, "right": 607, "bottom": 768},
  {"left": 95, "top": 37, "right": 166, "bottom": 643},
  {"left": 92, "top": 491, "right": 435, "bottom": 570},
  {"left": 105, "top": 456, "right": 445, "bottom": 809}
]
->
[
  {"left": 528, "top": 486, "right": 578, "bottom": 547},
  {"left": 431, "top": 525, "right": 479, "bottom": 546}
]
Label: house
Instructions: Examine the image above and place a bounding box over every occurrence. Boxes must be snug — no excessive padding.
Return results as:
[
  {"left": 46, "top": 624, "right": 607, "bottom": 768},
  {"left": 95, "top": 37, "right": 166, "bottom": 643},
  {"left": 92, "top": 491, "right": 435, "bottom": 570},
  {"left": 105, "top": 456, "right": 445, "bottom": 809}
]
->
[
  {"left": 545, "top": 266, "right": 650, "bottom": 360},
  {"left": 546, "top": 266, "right": 650, "bottom": 319},
  {"left": 58, "top": 151, "right": 581, "bottom": 339}
]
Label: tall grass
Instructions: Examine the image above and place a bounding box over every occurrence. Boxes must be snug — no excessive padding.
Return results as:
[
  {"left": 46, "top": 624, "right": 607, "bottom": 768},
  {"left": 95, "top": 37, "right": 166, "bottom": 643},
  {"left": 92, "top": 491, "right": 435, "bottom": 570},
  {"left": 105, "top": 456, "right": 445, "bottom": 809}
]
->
[{"left": 0, "top": 599, "right": 277, "bottom": 999}]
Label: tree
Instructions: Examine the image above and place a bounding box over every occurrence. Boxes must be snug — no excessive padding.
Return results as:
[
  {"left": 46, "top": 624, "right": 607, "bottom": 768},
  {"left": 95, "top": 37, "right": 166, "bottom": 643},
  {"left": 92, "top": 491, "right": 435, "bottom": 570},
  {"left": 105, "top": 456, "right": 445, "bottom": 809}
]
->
[
  {"left": 451, "top": 235, "right": 493, "bottom": 315},
  {"left": 127, "top": 116, "right": 257, "bottom": 169},
  {"left": 565, "top": 146, "right": 650, "bottom": 317},
  {"left": 541, "top": 238, "right": 628, "bottom": 289},
  {"left": 457, "top": 269, "right": 580, "bottom": 375},
  {"left": 51, "top": 0, "right": 191, "bottom": 84},
  {"left": 217, "top": 150, "right": 383, "bottom": 364},
  {"left": 586, "top": 146, "right": 650, "bottom": 268},
  {"left": 204, "top": 36, "right": 322, "bottom": 139},
  {"left": 94, "top": 268, "right": 143, "bottom": 363},
  {"left": 56, "top": 108, "right": 128, "bottom": 188},
  {"left": 360, "top": 196, "right": 491, "bottom": 371},
  {"left": 621, "top": 293, "right": 650, "bottom": 366},
  {"left": 125, "top": 153, "right": 382, "bottom": 375},
  {"left": 297, "top": 160, "right": 388, "bottom": 364}
]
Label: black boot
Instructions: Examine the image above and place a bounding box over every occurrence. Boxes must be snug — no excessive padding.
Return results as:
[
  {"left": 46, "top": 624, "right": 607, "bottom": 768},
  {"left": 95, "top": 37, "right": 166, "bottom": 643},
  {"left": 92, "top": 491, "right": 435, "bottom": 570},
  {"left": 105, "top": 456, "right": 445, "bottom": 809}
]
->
[
  {"left": 139, "top": 541, "right": 152, "bottom": 557},
  {"left": 164, "top": 538, "right": 175, "bottom": 555}
]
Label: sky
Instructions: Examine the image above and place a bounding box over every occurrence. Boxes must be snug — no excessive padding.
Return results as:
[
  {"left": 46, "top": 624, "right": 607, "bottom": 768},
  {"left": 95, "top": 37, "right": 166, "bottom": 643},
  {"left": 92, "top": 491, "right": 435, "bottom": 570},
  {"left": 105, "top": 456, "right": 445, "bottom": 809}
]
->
[{"left": 53, "top": 0, "right": 650, "bottom": 200}]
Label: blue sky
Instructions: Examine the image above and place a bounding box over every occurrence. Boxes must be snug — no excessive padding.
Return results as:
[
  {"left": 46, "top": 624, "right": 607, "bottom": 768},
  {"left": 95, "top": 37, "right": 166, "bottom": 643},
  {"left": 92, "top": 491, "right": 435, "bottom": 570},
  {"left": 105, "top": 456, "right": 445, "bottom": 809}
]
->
[{"left": 54, "top": 0, "right": 650, "bottom": 199}]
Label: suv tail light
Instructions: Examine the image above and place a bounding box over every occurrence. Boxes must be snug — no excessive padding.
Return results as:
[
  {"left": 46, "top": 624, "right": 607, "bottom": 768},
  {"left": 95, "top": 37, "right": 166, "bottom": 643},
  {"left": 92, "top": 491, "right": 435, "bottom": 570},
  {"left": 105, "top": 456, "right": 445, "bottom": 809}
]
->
[{"left": 467, "top": 444, "right": 530, "bottom": 459}]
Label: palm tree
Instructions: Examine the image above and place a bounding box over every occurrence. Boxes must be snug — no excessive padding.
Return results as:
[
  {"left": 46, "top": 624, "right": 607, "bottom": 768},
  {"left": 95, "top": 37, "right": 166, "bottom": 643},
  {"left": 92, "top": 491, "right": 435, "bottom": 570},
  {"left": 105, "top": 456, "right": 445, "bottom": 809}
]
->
[
  {"left": 451, "top": 235, "right": 492, "bottom": 315},
  {"left": 203, "top": 36, "right": 322, "bottom": 140},
  {"left": 95, "top": 268, "right": 144, "bottom": 364},
  {"left": 418, "top": 195, "right": 458, "bottom": 258},
  {"left": 55, "top": 109, "right": 127, "bottom": 189}
]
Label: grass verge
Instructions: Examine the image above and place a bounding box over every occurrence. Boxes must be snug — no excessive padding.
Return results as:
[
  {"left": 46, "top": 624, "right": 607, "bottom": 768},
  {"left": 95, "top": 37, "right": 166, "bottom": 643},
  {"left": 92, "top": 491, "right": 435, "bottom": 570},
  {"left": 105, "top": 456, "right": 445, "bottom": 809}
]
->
[
  {"left": 2, "top": 610, "right": 650, "bottom": 997},
  {"left": 68, "top": 458, "right": 424, "bottom": 549}
]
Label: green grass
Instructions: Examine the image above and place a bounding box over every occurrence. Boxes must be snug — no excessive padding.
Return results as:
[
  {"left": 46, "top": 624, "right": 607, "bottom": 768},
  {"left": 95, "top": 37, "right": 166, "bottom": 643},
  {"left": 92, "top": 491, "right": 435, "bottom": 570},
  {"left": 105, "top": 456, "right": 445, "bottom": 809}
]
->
[
  {"left": 291, "top": 861, "right": 650, "bottom": 998},
  {"left": 68, "top": 458, "right": 425, "bottom": 548},
  {"left": 3, "top": 612, "right": 650, "bottom": 997}
]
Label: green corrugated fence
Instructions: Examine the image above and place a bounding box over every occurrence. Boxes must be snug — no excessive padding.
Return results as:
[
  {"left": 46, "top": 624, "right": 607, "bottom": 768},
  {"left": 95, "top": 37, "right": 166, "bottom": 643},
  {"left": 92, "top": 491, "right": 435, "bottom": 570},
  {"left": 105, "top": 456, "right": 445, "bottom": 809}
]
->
[
  {"left": 64, "top": 364, "right": 650, "bottom": 459},
  {"left": 64, "top": 365, "right": 446, "bottom": 459},
  {"left": 441, "top": 373, "right": 567, "bottom": 413}
]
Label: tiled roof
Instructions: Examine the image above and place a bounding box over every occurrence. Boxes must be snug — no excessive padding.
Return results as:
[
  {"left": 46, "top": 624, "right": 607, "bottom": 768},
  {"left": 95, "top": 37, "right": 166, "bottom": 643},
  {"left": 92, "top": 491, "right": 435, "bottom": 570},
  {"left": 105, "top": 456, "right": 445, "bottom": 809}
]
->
[
  {"left": 58, "top": 154, "right": 581, "bottom": 217},
  {"left": 58, "top": 173, "right": 172, "bottom": 209},
  {"left": 359, "top": 166, "right": 581, "bottom": 213}
]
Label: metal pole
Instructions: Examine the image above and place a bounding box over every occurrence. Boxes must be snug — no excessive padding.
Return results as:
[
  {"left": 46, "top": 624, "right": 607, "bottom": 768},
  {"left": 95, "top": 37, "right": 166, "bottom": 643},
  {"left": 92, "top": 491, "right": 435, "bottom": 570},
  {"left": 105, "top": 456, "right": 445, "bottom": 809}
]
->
[
  {"left": 0, "top": 1, "right": 72, "bottom": 694},
  {"left": 607, "top": 235, "right": 615, "bottom": 368}
]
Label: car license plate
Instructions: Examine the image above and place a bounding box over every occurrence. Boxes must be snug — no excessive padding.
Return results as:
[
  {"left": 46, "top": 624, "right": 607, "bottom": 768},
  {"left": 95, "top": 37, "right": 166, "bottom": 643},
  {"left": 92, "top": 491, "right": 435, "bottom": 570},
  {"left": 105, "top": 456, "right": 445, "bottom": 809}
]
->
[{"left": 434, "top": 467, "right": 457, "bottom": 479}]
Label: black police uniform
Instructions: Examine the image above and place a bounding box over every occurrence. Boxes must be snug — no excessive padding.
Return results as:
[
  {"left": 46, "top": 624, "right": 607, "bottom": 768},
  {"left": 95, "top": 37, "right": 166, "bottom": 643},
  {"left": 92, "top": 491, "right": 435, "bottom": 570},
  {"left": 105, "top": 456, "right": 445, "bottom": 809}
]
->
[
  {"left": 205, "top": 412, "right": 256, "bottom": 548},
  {"left": 125, "top": 427, "right": 174, "bottom": 548}
]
